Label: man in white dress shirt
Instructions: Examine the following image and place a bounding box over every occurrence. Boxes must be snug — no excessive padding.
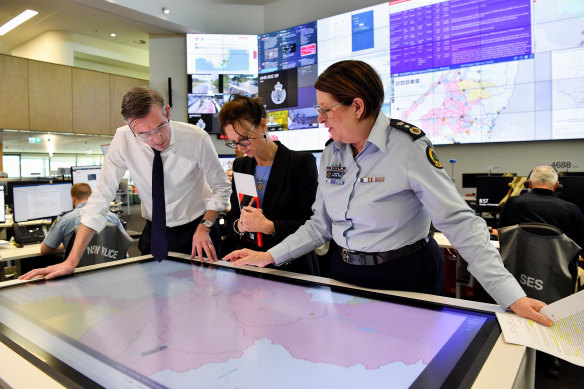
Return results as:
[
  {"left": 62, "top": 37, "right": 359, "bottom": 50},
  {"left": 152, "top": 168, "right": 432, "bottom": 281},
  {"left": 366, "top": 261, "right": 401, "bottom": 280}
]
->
[{"left": 21, "top": 87, "right": 231, "bottom": 280}]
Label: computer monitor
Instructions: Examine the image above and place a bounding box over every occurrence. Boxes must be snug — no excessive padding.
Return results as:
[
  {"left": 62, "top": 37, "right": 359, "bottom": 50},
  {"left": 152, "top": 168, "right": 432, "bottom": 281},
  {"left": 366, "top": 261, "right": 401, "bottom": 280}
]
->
[
  {"left": 12, "top": 183, "right": 73, "bottom": 223},
  {"left": 475, "top": 176, "right": 520, "bottom": 213},
  {"left": 217, "top": 154, "right": 236, "bottom": 172},
  {"left": 0, "top": 186, "right": 5, "bottom": 223},
  {"left": 71, "top": 165, "right": 102, "bottom": 192},
  {"left": 558, "top": 176, "right": 584, "bottom": 214},
  {"left": 558, "top": 171, "right": 584, "bottom": 177},
  {"left": 5, "top": 178, "right": 53, "bottom": 208},
  {"left": 461, "top": 173, "right": 513, "bottom": 189}
]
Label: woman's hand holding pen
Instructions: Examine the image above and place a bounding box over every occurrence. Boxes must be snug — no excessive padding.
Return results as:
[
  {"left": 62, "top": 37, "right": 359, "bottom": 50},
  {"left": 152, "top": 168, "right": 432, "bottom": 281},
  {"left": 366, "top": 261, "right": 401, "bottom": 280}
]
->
[{"left": 239, "top": 199, "right": 275, "bottom": 235}]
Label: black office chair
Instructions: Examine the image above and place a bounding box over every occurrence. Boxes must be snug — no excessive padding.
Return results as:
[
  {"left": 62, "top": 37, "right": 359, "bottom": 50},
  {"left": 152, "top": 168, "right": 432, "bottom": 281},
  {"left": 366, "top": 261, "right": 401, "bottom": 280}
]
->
[
  {"left": 498, "top": 223, "right": 581, "bottom": 304},
  {"left": 499, "top": 223, "right": 582, "bottom": 377},
  {"left": 65, "top": 223, "right": 133, "bottom": 268}
]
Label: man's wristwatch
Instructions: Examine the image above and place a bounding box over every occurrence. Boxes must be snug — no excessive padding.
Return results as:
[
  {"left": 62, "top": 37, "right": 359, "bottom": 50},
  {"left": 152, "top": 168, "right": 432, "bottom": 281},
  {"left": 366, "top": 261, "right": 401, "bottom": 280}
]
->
[{"left": 200, "top": 219, "right": 214, "bottom": 228}]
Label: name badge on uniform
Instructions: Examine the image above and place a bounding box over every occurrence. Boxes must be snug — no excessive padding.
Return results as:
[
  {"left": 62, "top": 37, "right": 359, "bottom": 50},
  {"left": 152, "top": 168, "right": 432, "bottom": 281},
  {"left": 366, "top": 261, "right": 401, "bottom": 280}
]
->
[
  {"left": 325, "top": 162, "right": 346, "bottom": 184},
  {"left": 358, "top": 177, "right": 385, "bottom": 183},
  {"left": 326, "top": 170, "right": 344, "bottom": 179}
]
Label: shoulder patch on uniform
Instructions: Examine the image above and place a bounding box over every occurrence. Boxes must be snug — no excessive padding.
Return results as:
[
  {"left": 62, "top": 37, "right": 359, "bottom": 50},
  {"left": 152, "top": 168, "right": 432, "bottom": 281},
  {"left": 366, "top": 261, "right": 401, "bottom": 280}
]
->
[
  {"left": 426, "top": 146, "right": 443, "bottom": 169},
  {"left": 325, "top": 138, "right": 334, "bottom": 146},
  {"left": 390, "top": 119, "right": 425, "bottom": 140}
]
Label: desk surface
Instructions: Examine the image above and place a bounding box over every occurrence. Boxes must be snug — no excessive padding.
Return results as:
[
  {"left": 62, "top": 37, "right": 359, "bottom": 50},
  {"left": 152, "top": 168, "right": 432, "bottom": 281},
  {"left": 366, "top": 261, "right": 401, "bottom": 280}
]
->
[
  {"left": 0, "top": 242, "right": 43, "bottom": 261},
  {"left": 0, "top": 254, "right": 532, "bottom": 389}
]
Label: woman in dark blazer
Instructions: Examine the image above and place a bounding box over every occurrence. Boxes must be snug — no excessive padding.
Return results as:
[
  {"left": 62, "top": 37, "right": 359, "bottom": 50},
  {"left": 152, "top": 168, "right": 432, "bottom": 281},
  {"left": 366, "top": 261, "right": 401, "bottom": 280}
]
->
[{"left": 219, "top": 95, "right": 320, "bottom": 275}]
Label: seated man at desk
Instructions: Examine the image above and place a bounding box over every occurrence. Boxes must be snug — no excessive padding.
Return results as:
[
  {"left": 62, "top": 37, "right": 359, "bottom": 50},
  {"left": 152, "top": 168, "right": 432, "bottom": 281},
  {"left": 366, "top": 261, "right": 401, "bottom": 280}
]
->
[
  {"left": 498, "top": 165, "right": 584, "bottom": 251},
  {"left": 41, "top": 183, "right": 124, "bottom": 256}
]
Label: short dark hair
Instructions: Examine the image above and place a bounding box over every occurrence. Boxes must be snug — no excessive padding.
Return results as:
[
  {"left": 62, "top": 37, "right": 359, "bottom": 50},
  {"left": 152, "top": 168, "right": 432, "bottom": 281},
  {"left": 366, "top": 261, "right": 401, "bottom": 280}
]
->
[
  {"left": 219, "top": 94, "right": 266, "bottom": 135},
  {"left": 121, "top": 87, "right": 166, "bottom": 121},
  {"left": 314, "top": 60, "right": 384, "bottom": 120},
  {"left": 71, "top": 183, "right": 92, "bottom": 201}
]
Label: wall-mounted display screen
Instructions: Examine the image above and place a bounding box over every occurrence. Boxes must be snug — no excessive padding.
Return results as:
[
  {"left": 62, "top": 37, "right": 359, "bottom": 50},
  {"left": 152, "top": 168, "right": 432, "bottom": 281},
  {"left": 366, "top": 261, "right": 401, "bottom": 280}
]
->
[
  {"left": 187, "top": 0, "right": 584, "bottom": 150},
  {"left": 186, "top": 34, "right": 258, "bottom": 75},
  {"left": 186, "top": 40, "right": 259, "bottom": 134},
  {"left": 388, "top": 0, "right": 584, "bottom": 144},
  {"left": 218, "top": 154, "right": 236, "bottom": 172},
  {"left": 258, "top": 21, "right": 317, "bottom": 73},
  {"left": 0, "top": 258, "right": 500, "bottom": 388},
  {"left": 222, "top": 74, "right": 258, "bottom": 95}
]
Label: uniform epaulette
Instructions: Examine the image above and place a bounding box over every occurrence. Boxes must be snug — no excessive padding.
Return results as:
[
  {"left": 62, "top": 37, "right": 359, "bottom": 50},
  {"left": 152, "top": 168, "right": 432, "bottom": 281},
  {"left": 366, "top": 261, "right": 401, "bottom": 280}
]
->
[
  {"left": 325, "top": 138, "right": 334, "bottom": 146},
  {"left": 390, "top": 119, "right": 425, "bottom": 140}
]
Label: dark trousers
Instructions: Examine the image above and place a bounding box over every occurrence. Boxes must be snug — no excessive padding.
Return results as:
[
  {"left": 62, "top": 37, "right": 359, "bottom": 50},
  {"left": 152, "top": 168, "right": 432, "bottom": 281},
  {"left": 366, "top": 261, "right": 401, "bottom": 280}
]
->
[
  {"left": 330, "top": 237, "right": 444, "bottom": 295},
  {"left": 139, "top": 216, "right": 222, "bottom": 258}
]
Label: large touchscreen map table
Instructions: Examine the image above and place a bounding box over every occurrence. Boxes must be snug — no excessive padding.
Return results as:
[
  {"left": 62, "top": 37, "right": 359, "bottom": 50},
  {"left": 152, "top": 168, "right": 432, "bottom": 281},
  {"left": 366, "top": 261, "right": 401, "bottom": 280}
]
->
[{"left": 0, "top": 258, "right": 499, "bottom": 388}]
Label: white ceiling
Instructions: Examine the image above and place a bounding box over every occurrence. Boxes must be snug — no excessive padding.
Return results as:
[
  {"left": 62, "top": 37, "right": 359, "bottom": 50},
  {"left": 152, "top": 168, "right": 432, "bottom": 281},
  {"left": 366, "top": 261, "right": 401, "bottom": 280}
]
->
[
  {"left": 0, "top": 0, "right": 178, "bottom": 54},
  {"left": 0, "top": 0, "right": 280, "bottom": 54}
]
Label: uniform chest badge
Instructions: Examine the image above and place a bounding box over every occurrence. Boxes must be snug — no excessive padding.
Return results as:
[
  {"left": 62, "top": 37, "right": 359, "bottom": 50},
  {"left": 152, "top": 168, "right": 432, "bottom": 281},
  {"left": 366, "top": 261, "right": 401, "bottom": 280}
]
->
[{"left": 426, "top": 146, "right": 443, "bottom": 169}]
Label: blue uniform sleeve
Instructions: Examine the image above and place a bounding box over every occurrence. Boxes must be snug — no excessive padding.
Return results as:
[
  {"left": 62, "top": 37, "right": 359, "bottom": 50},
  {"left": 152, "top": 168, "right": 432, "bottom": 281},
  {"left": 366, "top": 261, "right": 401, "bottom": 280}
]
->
[
  {"left": 42, "top": 216, "right": 75, "bottom": 249},
  {"left": 406, "top": 137, "right": 525, "bottom": 309}
]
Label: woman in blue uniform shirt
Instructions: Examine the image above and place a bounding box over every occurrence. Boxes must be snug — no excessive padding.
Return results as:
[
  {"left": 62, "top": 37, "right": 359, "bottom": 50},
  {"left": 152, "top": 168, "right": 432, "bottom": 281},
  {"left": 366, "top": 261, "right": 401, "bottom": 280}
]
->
[{"left": 224, "top": 60, "right": 552, "bottom": 326}]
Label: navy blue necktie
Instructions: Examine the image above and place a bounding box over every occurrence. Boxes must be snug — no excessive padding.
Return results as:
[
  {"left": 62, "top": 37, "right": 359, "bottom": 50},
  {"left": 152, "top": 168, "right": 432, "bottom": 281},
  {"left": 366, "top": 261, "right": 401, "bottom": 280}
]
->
[{"left": 151, "top": 149, "right": 168, "bottom": 261}]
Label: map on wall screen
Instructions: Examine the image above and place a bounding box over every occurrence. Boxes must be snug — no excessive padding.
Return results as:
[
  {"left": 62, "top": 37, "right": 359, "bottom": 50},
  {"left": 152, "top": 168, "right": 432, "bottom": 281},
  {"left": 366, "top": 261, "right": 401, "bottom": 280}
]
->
[{"left": 0, "top": 260, "right": 493, "bottom": 388}]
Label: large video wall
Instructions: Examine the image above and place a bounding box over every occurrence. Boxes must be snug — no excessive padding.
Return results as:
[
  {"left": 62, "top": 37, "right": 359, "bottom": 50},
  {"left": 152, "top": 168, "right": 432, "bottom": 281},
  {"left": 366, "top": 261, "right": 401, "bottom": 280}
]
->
[{"left": 186, "top": 0, "right": 584, "bottom": 151}]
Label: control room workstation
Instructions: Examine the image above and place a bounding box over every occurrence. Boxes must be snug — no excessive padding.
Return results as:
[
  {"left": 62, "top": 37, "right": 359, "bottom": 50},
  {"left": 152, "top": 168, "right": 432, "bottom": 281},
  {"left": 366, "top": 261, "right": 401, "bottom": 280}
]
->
[{"left": 0, "top": 167, "right": 135, "bottom": 281}]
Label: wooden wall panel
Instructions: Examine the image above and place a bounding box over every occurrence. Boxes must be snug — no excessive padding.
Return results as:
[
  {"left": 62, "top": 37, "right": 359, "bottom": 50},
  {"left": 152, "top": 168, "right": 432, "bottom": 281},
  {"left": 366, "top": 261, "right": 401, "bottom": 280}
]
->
[{"left": 29, "top": 61, "right": 72, "bottom": 132}]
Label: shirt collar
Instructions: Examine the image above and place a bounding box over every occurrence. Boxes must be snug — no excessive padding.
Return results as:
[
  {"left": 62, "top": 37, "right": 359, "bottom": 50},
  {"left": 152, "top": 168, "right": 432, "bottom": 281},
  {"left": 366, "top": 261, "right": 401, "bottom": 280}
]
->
[
  {"left": 530, "top": 188, "right": 558, "bottom": 197},
  {"left": 366, "top": 113, "right": 390, "bottom": 153},
  {"left": 332, "top": 113, "right": 389, "bottom": 154}
]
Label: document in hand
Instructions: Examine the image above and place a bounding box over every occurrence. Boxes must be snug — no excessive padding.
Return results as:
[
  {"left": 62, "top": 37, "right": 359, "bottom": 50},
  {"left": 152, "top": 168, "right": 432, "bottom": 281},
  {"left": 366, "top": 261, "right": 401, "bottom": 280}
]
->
[
  {"left": 496, "top": 290, "right": 584, "bottom": 366},
  {"left": 232, "top": 172, "right": 263, "bottom": 247}
]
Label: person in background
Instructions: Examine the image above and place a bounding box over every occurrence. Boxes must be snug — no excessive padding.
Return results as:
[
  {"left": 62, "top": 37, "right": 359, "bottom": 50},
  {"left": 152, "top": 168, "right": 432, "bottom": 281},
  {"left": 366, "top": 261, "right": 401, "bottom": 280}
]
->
[
  {"left": 40, "top": 183, "right": 124, "bottom": 256},
  {"left": 498, "top": 165, "right": 584, "bottom": 252},
  {"left": 21, "top": 87, "right": 231, "bottom": 280},
  {"left": 224, "top": 60, "right": 553, "bottom": 326},
  {"left": 219, "top": 94, "right": 320, "bottom": 275}
]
